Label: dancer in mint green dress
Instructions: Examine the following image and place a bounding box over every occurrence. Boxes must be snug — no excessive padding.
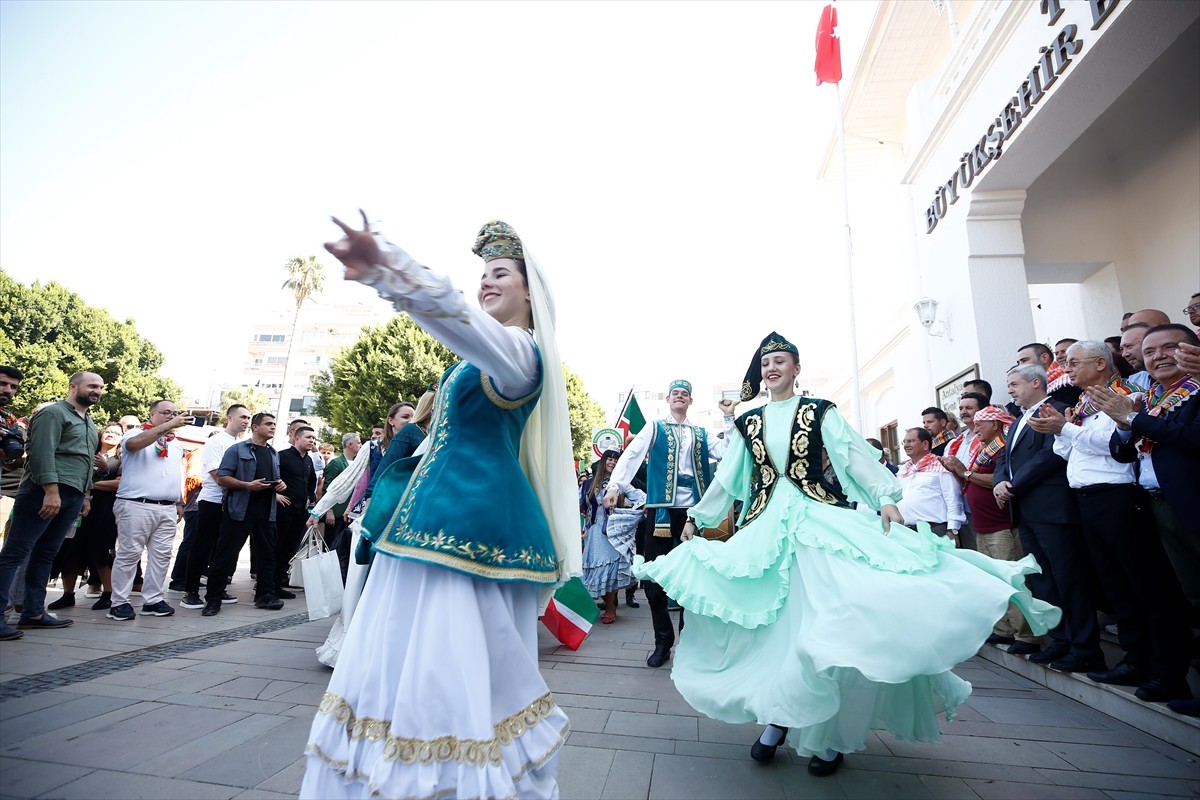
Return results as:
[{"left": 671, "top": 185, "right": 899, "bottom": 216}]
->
[{"left": 635, "top": 332, "right": 1060, "bottom": 777}]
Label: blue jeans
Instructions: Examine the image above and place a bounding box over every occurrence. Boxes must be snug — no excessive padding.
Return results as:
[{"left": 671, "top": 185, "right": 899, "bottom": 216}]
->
[{"left": 0, "top": 482, "right": 85, "bottom": 616}]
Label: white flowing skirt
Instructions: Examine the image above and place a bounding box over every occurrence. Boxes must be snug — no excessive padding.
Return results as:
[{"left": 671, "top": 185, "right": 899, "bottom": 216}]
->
[{"left": 302, "top": 556, "right": 569, "bottom": 800}]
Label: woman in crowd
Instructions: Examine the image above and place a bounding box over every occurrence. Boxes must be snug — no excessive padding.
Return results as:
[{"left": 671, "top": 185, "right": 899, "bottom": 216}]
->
[
  {"left": 366, "top": 389, "right": 435, "bottom": 500},
  {"left": 302, "top": 215, "right": 578, "bottom": 800},
  {"left": 580, "top": 449, "right": 640, "bottom": 624},
  {"left": 636, "top": 332, "right": 1060, "bottom": 777},
  {"left": 380, "top": 401, "right": 415, "bottom": 455},
  {"left": 49, "top": 422, "right": 123, "bottom": 611}
]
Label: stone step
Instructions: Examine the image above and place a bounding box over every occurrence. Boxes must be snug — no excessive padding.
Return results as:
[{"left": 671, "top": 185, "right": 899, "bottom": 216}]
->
[{"left": 976, "top": 643, "right": 1200, "bottom": 756}]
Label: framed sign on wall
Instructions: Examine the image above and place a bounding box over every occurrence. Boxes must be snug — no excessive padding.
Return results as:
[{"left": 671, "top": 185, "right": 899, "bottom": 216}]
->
[{"left": 935, "top": 364, "right": 980, "bottom": 418}]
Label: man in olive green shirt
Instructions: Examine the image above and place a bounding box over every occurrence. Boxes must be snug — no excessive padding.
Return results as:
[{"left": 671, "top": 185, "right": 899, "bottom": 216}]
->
[{"left": 0, "top": 372, "right": 103, "bottom": 640}]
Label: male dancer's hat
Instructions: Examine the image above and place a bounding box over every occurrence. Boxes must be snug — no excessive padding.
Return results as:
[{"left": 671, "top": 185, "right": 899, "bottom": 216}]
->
[
  {"left": 668, "top": 379, "right": 692, "bottom": 395},
  {"left": 472, "top": 220, "right": 524, "bottom": 262},
  {"left": 741, "top": 331, "right": 799, "bottom": 401}
]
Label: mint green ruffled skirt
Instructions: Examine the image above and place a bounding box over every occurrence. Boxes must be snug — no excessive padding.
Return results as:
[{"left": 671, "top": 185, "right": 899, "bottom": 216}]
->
[{"left": 635, "top": 488, "right": 1060, "bottom": 757}]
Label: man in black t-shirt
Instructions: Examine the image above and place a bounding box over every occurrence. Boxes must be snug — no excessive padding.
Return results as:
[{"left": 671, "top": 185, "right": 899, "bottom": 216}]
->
[{"left": 275, "top": 425, "right": 317, "bottom": 599}]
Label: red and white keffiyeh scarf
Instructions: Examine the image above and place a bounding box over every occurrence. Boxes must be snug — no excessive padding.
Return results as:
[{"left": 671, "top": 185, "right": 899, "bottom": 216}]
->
[{"left": 899, "top": 452, "right": 943, "bottom": 479}]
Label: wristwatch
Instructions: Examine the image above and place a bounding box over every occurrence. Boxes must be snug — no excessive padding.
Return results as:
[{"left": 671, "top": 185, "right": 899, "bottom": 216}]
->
[{"left": 1124, "top": 411, "right": 1138, "bottom": 425}]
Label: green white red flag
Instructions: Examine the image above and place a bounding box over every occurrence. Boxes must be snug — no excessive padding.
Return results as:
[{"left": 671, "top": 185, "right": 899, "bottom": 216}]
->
[
  {"left": 540, "top": 577, "right": 600, "bottom": 650},
  {"left": 616, "top": 391, "right": 647, "bottom": 441}
]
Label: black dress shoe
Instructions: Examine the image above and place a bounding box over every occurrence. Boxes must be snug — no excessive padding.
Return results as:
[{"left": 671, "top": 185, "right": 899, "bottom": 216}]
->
[
  {"left": 807, "top": 752, "right": 844, "bottom": 777},
  {"left": 625, "top": 591, "right": 640, "bottom": 609},
  {"left": 1028, "top": 644, "right": 1070, "bottom": 664},
  {"left": 985, "top": 633, "right": 1015, "bottom": 646},
  {"left": 646, "top": 644, "right": 671, "bottom": 668},
  {"left": 1167, "top": 698, "right": 1200, "bottom": 717},
  {"left": 47, "top": 593, "right": 75, "bottom": 610},
  {"left": 1135, "top": 678, "right": 1193, "bottom": 703},
  {"left": 1087, "top": 662, "right": 1148, "bottom": 686},
  {"left": 750, "top": 725, "right": 788, "bottom": 764},
  {"left": 1049, "top": 653, "right": 1106, "bottom": 673},
  {"left": 1007, "top": 641, "right": 1041, "bottom": 656}
]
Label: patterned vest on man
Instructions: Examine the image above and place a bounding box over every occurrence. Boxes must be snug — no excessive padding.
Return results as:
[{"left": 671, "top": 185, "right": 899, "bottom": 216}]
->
[
  {"left": 734, "top": 398, "right": 850, "bottom": 526},
  {"left": 644, "top": 420, "right": 712, "bottom": 508}
]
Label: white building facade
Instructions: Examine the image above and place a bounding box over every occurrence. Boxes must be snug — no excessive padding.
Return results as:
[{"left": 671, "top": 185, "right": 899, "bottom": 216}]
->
[
  {"left": 821, "top": 0, "right": 1199, "bottom": 463},
  {"left": 240, "top": 302, "right": 390, "bottom": 417}
]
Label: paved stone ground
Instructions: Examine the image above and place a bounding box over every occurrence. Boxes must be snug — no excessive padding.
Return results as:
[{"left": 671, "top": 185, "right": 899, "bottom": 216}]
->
[{"left": 2, "top": 576, "right": 1198, "bottom": 800}]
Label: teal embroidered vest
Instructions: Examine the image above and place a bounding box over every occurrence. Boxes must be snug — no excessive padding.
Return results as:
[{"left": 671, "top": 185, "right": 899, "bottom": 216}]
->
[
  {"left": 360, "top": 355, "right": 558, "bottom": 585},
  {"left": 734, "top": 398, "right": 850, "bottom": 526},
  {"left": 644, "top": 420, "right": 713, "bottom": 508}
]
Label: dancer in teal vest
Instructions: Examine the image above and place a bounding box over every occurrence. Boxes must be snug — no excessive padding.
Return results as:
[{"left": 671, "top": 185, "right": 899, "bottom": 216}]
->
[
  {"left": 606, "top": 379, "right": 734, "bottom": 667},
  {"left": 635, "top": 332, "right": 1060, "bottom": 777},
  {"left": 303, "top": 216, "right": 580, "bottom": 800}
]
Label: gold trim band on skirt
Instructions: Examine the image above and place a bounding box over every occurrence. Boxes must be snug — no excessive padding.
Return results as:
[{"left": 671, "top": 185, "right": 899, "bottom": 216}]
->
[{"left": 314, "top": 690, "right": 560, "bottom": 768}]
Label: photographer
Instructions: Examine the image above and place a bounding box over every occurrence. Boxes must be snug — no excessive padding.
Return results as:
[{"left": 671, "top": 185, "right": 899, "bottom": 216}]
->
[{"left": 0, "top": 366, "right": 24, "bottom": 478}]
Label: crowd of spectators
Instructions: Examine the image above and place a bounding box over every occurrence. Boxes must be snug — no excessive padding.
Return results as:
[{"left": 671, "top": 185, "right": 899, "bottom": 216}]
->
[
  {"left": 888, "top": 294, "right": 1200, "bottom": 717},
  {"left": 0, "top": 378, "right": 424, "bottom": 635}
]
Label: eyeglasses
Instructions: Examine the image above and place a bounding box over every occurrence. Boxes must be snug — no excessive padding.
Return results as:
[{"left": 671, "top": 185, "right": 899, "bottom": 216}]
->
[
  {"left": 154, "top": 410, "right": 179, "bottom": 417},
  {"left": 1185, "top": 303, "right": 1200, "bottom": 313}
]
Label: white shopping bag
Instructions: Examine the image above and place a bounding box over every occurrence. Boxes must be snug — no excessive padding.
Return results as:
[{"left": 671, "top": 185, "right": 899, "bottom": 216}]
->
[
  {"left": 288, "top": 528, "right": 324, "bottom": 589},
  {"left": 298, "top": 531, "right": 343, "bottom": 621}
]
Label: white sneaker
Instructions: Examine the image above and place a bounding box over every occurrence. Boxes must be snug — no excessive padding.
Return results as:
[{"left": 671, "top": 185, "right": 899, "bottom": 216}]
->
[{"left": 84, "top": 587, "right": 103, "bottom": 598}]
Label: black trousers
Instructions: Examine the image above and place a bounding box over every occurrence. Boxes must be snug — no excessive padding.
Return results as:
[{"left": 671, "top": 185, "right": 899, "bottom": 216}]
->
[
  {"left": 1017, "top": 518, "right": 1102, "bottom": 658},
  {"left": 643, "top": 507, "right": 688, "bottom": 647},
  {"left": 1076, "top": 484, "right": 1190, "bottom": 682},
  {"left": 170, "top": 508, "right": 198, "bottom": 584},
  {"left": 207, "top": 511, "right": 277, "bottom": 603},
  {"left": 274, "top": 505, "right": 309, "bottom": 592},
  {"left": 185, "top": 500, "right": 223, "bottom": 594}
]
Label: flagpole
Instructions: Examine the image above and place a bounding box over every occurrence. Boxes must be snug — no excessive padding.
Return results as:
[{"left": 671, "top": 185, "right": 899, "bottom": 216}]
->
[
  {"left": 614, "top": 385, "right": 635, "bottom": 428},
  {"left": 834, "top": 80, "right": 866, "bottom": 434}
]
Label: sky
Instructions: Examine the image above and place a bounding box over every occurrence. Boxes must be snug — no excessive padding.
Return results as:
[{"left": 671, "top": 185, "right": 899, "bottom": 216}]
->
[{"left": 0, "top": 0, "right": 879, "bottom": 422}]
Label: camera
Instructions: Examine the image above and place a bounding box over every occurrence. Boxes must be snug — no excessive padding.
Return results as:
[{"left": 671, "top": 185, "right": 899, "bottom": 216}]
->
[{"left": 0, "top": 426, "right": 25, "bottom": 463}]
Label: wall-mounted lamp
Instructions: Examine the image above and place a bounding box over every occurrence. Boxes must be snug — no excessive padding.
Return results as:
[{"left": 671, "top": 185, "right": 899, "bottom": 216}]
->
[{"left": 913, "top": 297, "right": 952, "bottom": 340}]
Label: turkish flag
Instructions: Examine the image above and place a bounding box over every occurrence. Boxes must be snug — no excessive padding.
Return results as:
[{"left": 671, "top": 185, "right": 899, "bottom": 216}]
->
[{"left": 814, "top": 4, "right": 842, "bottom": 86}]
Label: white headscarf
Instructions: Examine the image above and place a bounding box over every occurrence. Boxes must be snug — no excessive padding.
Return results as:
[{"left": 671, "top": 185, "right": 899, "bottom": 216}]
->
[{"left": 519, "top": 246, "right": 583, "bottom": 602}]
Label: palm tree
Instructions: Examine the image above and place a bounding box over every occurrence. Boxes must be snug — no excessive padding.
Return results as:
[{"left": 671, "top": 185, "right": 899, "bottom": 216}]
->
[{"left": 275, "top": 256, "right": 326, "bottom": 442}]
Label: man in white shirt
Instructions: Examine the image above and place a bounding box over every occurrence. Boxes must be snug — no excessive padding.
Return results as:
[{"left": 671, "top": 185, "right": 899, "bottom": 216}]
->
[
  {"left": 180, "top": 405, "right": 250, "bottom": 611},
  {"left": 604, "top": 379, "right": 732, "bottom": 667},
  {"left": 1029, "top": 340, "right": 1190, "bottom": 702},
  {"left": 107, "top": 400, "right": 190, "bottom": 621},
  {"left": 897, "top": 428, "right": 964, "bottom": 544},
  {"left": 940, "top": 391, "right": 987, "bottom": 550}
]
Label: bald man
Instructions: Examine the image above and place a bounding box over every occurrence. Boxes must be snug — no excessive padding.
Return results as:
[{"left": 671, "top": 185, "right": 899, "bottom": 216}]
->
[{"left": 1127, "top": 309, "right": 1171, "bottom": 328}]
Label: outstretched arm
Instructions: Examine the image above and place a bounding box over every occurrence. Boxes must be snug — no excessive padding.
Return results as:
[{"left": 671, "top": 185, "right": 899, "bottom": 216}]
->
[{"left": 326, "top": 211, "right": 537, "bottom": 397}]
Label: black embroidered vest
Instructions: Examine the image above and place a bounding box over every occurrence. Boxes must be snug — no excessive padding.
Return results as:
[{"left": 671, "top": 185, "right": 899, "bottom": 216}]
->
[{"left": 733, "top": 398, "right": 850, "bottom": 526}]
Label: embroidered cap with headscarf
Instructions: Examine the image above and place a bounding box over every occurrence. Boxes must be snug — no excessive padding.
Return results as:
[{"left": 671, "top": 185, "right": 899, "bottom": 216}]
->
[
  {"left": 741, "top": 331, "right": 800, "bottom": 401},
  {"left": 472, "top": 219, "right": 581, "bottom": 593}
]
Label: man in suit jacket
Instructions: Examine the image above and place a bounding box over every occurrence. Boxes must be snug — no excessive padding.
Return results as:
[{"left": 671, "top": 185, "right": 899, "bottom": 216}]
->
[
  {"left": 993, "top": 364, "right": 1103, "bottom": 671},
  {"left": 1102, "top": 324, "right": 1200, "bottom": 626}
]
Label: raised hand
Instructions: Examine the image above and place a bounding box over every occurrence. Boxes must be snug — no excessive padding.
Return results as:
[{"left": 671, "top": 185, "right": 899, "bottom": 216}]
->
[{"left": 326, "top": 209, "right": 382, "bottom": 281}]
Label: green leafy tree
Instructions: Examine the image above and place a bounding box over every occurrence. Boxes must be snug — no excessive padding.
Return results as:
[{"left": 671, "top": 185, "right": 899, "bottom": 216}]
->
[
  {"left": 563, "top": 363, "right": 606, "bottom": 464},
  {"left": 276, "top": 255, "right": 326, "bottom": 438},
  {"left": 0, "top": 270, "right": 181, "bottom": 420},
  {"left": 311, "top": 315, "right": 457, "bottom": 437},
  {"left": 310, "top": 314, "right": 608, "bottom": 461},
  {"left": 218, "top": 386, "right": 272, "bottom": 415}
]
